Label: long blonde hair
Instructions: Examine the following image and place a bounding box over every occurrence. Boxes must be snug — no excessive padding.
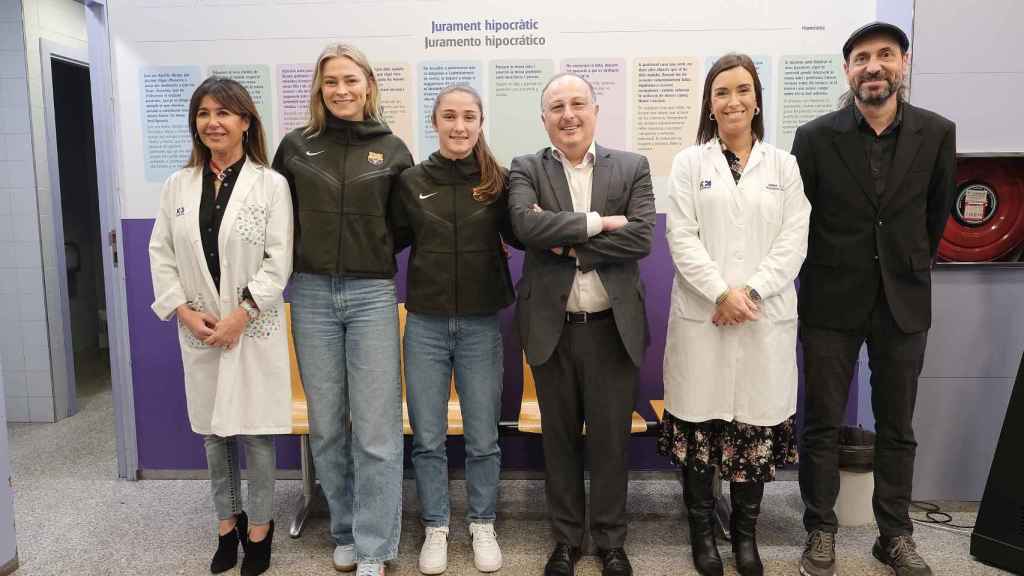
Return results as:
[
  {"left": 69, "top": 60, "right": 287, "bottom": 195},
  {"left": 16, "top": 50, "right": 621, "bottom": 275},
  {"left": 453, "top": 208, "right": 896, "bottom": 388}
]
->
[{"left": 303, "top": 43, "right": 383, "bottom": 137}]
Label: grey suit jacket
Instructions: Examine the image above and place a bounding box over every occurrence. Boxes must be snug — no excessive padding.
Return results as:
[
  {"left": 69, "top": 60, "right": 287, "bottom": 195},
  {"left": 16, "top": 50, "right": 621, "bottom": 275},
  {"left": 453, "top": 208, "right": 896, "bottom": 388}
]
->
[{"left": 509, "top": 144, "right": 655, "bottom": 367}]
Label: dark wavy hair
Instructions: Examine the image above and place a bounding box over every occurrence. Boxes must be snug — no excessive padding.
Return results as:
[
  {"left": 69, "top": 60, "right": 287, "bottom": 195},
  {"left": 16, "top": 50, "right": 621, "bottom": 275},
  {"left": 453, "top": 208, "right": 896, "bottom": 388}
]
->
[
  {"left": 186, "top": 76, "right": 268, "bottom": 167},
  {"left": 695, "top": 53, "right": 765, "bottom": 145}
]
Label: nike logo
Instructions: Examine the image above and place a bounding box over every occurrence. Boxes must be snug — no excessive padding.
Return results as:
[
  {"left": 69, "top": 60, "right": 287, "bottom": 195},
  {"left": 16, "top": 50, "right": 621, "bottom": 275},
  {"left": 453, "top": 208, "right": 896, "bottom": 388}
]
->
[
  {"left": 305, "top": 150, "right": 326, "bottom": 156},
  {"left": 418, "top": 192, "right": 439, "bottom": 200}
]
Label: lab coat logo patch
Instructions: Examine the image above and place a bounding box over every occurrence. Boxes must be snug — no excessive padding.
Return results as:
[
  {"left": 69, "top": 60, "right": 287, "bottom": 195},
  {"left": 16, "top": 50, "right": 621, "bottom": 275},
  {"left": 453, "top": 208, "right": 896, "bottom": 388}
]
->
[
  {"left": 700, "top": 180, "right": 712, "bottom": 190},
  {"left": 367, "top": 151, "right": 384, "bottom": 166}
]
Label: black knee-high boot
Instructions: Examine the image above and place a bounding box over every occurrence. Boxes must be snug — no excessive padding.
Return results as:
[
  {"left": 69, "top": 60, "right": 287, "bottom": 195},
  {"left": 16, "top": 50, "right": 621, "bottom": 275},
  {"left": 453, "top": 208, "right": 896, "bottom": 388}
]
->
[
  {"left": 729, "top": 481, "right": 764, "bottom": 576},
  {"left": 682, "top": 467, "right": 724, "bottom": 576}
]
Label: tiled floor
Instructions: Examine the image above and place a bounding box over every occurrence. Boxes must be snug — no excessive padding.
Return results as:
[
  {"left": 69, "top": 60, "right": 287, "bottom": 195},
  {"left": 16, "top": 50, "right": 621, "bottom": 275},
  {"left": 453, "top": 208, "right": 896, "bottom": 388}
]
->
[{"left": 6, "top": 376, "right": 1010, "bottom": 575}]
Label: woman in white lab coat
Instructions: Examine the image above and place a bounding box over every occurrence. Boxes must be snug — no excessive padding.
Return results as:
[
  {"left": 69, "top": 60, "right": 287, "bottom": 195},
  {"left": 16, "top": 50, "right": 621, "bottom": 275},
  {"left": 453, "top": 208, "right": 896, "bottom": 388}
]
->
[
  {"left": 149, "top": 76, "right": 293, "bottom": 576},
  {"left": 660, "top": 54, "right": 810, "bottom": 576}
]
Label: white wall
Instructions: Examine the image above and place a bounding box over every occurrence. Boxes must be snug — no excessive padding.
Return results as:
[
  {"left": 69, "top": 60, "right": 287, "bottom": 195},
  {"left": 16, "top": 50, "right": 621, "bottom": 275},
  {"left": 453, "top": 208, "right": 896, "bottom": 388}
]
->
[
  {"left": 0, "top": 0, "right": 49, "bottom": 424},
  {"left": 0, "top": 0, "right": 88, "bottom": 423}
]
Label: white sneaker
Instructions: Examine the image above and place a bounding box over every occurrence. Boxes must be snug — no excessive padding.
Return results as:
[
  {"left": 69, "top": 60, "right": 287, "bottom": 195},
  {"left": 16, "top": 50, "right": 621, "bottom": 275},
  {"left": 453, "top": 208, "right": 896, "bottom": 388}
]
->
[
  {"left": 333, "top": 544, "right": 356, "bottom": 572},
  {"left": 469, "top": 522, "right": 503, "bottom": 572},
  {"left": 356, "top": 562, "right": 385, "bottom": 576},
  {"left": 418, "top": 526, "right": 449, "bottom": 575}
]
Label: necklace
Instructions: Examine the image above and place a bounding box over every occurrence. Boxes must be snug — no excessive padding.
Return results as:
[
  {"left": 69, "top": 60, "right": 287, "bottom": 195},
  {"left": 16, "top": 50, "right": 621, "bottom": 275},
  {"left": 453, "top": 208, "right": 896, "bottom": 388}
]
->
[{"left": 209, "top": 160, "right": 230, "bottom": 182}]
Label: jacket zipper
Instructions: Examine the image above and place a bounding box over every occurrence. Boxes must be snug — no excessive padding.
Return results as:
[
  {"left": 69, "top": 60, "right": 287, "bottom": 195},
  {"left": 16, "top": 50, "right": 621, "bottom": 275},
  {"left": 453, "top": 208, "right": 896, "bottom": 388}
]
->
[
  {"left": 336, "top": 137, "right": 348, "bottom": 274},
  {"left": 450, "top": 160, "right": 460, "bottom": 315}
]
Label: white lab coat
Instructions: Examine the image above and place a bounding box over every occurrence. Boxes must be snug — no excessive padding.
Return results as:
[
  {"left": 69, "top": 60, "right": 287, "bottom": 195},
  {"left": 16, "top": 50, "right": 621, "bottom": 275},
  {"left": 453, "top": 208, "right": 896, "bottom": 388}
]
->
[
  {"left": 663, "top": 139, "right": 810, "bottom": 426},
  {"left": 149, "top": 160, "right": 294, "bottom": 436}
]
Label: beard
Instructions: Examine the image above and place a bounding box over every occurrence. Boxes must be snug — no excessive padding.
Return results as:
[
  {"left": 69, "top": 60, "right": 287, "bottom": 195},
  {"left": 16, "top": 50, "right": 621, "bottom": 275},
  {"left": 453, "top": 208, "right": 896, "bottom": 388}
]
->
[{"left": 852, "top": 71, "right": 900, "bottom": 107}]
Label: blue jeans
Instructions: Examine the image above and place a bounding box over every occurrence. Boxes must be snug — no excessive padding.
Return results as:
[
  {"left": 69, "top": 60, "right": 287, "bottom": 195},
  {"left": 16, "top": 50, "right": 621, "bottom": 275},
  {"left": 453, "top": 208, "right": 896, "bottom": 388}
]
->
[
  {"left": 204, "top": 434, "right": 276, "bottom": 525},
  {"left": 404, "top": 312, "right": 503, "bottom": 526},
  {"left": 290, "top": 273, "right": 403, "bottom": 562}
]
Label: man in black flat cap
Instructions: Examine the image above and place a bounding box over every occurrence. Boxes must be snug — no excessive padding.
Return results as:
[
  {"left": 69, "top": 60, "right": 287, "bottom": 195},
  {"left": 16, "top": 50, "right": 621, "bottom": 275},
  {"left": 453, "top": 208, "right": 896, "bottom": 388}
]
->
[{"left": 792, "top": 21, "right": 956, "bottom": 576}]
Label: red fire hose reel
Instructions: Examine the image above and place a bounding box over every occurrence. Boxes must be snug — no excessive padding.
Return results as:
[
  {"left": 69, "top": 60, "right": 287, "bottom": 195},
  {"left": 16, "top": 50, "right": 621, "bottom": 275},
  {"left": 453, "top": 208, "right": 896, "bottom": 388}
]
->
[{"left": 938, "top": 158, "right": 1024, "bottom": 262}]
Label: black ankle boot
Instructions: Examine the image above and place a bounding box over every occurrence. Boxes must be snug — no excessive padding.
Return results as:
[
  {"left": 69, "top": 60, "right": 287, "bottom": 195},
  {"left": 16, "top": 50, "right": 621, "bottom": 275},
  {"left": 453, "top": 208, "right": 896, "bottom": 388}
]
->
[
  {"left": 729, "top": 482, "right": 764, "bottom": 576},
  {"left": 240, "top": 519, "right": 274, "bottom": 576},
  {"left": 682, "top": 468, "right": 724, "bottom": 576},
  {"left": 210, "top": 511, "right": 247, "bottom": 574}
]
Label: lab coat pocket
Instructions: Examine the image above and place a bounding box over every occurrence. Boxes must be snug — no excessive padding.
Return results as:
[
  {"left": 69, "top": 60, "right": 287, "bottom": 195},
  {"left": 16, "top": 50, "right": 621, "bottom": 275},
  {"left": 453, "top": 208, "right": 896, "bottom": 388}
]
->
[
  {"left": 757, "top": 185, "right": 783, "bottom": 228},
  {"left": 671, "top": 282, "right": 713, "bottom": 322},
  {"left": 761, "top": 287, "right": 798, "bottom": 322}
]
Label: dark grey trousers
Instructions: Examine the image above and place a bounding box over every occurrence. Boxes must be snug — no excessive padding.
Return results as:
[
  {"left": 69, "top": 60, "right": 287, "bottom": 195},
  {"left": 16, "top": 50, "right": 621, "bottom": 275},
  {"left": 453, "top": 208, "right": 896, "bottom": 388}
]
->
[{"left": 532, "top": 314, "right": 638, "bottom": 550}]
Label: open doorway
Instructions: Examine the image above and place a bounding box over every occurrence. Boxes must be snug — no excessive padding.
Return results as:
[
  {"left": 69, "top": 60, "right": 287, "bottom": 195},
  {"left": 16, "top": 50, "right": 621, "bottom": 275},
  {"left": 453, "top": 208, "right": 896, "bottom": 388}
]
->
[{"left": 51, "top": 57, "right": 108, "bottom": 410}]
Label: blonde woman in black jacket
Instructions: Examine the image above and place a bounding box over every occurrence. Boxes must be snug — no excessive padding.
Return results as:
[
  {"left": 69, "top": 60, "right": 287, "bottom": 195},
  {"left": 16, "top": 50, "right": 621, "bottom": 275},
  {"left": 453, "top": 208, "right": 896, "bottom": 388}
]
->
[
  {"left": 271, "top": 43, "right": 412, "bottom": 576},
  {"left": 396, "top": 85, "right": 519, "bottom": 575}
]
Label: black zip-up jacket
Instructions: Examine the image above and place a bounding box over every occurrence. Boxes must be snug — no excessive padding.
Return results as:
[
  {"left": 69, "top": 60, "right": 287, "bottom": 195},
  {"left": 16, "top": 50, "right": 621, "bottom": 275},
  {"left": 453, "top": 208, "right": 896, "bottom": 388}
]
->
[
  {"left": 272, "top": 115, "right": 413, "bottom": 278},
  {"left": 396, "top": 151, "right": 521, "bottom": 315}
]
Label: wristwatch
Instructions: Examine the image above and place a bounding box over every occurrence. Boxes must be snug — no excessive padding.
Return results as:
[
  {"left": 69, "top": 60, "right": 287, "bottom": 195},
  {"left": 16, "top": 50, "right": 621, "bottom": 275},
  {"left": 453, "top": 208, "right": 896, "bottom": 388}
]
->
[
  {"left": 240, "top": 298, "right": 259, "bottom": 321},
  {"left": 745, "top": 286, "right": 762, "bottom": 304}
]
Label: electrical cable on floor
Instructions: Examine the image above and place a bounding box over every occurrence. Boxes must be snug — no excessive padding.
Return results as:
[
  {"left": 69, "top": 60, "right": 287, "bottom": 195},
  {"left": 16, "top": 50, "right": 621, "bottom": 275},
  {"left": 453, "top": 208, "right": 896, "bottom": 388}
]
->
[{"left": 910, "top": 500, "right": 975, "bottom": 534}]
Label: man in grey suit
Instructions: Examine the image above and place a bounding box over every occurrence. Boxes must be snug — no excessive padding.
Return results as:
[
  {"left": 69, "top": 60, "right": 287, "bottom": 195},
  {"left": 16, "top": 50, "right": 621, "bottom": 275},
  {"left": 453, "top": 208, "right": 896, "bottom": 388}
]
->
[{"left": 508, "top": 73, "right": 655, "bottom": 576}]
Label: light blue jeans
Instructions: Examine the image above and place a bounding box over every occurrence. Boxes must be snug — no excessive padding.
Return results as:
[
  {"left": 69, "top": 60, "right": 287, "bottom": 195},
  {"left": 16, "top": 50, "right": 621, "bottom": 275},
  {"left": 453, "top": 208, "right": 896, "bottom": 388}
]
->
[
  {"left": 204, "top": 434, "right": 276, "bottom": 525},
  {"left": 290, "top": 273, "right": 403, "bottom": 562},
  {"left": 404, "top": 312, "right": 503, "bottom": 527}
]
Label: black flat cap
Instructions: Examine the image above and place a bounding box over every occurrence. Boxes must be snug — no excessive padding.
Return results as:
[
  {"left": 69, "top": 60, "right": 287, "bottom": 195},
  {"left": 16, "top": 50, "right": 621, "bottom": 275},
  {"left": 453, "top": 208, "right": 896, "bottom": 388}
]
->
[{"left": 843, "top": 21, "right": 910, "bottom": 60}]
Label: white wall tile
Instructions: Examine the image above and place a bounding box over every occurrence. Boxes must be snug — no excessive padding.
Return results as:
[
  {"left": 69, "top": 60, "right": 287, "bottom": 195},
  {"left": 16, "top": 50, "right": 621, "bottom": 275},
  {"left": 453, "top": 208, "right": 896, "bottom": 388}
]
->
[
  {"left": 20, "top": 319, "right": 45, "bottom": 348},
  {"left": 0, "top": 78, "right": 28, "bottom": 108},
  {"left": 0, "top": 338, "right": 23, "bottom": 370},
  {"left": 27, "top": 395, "right": 53, "bottom": 421},
  {"left": 0, "top": 107, "right": 29, "bottom": 133},
  {"left": 0, "top": 245, "right": 15, "bottom": 270},
  {"left": 0, "top": 22, "right": 23, "bottom": 50},
  {"left": 17, "top": 267, "right": 42, "bottom": 296},
  {"left": 1, "top": 370, "right": 25, "bottom": 396},
  {"left": 0, "top": 188, "right": 9, "bottom": 214},
  {"left": 8, "top": 185, "right": 34, "bottom": 213},
  {"left": 17, "top": 290, "right": 44, "bottom": 320},
  {"left": 0, "top": 268, "right": 16, "bottom": 292},
  {"left": 25, "top": 368, "right": 48, "bottom": 396},
  {"left": 2, "top": 132, "right": 30, "bottom": 160},
  {"left": 12, "top": 211, "right": 38, "bottom": 243},
  {"left": 1, "top": 160, "right": 34, "bottom": 189},
  {"left": 0, "top": 215, "right": 10, "bottom": 242},
  {"left": 14, "top": 241, "right": 40, "bottom": 268},
  {"left": 5, "top": 396, "right": 28, "bottom": 423},
  {"left": 0, "top": 51, "right": 25, "bottom": 79},
  {"left": 23, "top": 343, "right": 48, "bottom": 370}
]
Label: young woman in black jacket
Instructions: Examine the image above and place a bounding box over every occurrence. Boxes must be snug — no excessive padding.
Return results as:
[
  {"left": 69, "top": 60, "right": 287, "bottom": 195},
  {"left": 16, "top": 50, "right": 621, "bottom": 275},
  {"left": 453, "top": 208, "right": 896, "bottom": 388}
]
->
[
  {"left": 271, "top": 43, "right": 412, "bottom": 576},
  {"left": 396, "top": 85, "right": 519, "bottom": 575}
]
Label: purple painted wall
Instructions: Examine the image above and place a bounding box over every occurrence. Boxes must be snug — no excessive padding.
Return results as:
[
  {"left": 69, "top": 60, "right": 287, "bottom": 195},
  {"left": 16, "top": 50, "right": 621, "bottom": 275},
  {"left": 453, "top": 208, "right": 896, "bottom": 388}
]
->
[{"left": 124, "top": 215, "right": 855, "bottom": 471}]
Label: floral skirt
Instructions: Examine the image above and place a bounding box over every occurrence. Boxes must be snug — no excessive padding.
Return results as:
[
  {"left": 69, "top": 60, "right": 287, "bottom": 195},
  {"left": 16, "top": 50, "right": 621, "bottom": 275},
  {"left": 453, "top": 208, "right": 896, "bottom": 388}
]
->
[{"left": 656, "top": 410, "right": 798, "bottom": 482}]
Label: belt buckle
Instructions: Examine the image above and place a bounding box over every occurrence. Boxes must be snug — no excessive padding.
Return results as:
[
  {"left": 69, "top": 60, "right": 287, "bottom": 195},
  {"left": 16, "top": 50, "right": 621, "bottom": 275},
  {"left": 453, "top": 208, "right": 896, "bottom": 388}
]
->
[{"left": 567, "top": 311, "right": 588, "bottom": 324}]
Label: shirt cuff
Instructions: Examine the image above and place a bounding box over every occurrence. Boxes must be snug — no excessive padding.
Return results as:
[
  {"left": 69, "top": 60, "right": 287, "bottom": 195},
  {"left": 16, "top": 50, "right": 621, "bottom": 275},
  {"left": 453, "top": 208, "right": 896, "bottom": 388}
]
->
[{"left": 585, "top": 212, "right": 602, "bottom": 238}]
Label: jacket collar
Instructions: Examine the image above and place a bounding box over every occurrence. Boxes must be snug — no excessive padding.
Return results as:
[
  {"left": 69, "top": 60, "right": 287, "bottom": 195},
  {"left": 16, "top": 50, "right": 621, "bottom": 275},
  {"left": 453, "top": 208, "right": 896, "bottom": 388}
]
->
[
  {"left": 540, "top": 142, "right": 613, "bottom": 213},
  {"left": 832, "top": 101, "right": 924, "bottom": 210},
  {"left": 421, "top": 150, "right": 481, "bottom": 184}
]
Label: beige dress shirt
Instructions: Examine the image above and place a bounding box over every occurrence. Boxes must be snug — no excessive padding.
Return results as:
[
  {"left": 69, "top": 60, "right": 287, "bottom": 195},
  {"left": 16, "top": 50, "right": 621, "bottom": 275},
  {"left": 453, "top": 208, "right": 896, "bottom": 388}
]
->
[{"left": 551, "top": 142, "right": 611, "bottom": 313}]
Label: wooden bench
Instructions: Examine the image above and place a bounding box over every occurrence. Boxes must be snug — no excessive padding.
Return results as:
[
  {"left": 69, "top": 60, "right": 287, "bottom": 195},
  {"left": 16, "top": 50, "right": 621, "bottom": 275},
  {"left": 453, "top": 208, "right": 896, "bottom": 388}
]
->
[
  {"left": 287, "top": 303, "right": 462, "bottom": 537},
  {"left": 518, "top": 355, "right": 650, "bottom": 434},
  {"left": 287, "top": 304, "right": 664, "bottom": 537}
]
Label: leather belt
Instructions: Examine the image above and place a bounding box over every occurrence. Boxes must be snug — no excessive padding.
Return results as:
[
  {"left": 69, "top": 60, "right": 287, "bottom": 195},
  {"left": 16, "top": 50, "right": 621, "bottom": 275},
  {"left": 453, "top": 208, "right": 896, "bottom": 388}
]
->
[{"left": 565, "top": 309, "right": 613, "bottom": 324}]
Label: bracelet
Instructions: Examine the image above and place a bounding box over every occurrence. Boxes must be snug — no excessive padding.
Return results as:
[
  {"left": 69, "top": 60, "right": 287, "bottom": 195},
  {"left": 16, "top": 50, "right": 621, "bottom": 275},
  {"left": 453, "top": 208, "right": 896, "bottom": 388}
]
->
[{"left": 715, "top": 289, "right": 729, "bottom": 305}]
